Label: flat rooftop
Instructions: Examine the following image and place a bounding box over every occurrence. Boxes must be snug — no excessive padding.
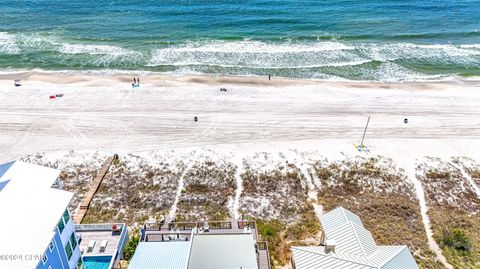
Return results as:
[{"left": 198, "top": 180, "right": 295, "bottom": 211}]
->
[
  {"left": 133, "top": 219, "right": 271, "bottom": 269},
  {"left": 188, "top": 233, "right": 258, "bottom": 269}
]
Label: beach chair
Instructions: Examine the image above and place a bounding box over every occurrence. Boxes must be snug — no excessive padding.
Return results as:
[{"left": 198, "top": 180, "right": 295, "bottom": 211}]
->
[
  {"left": 99, "top": 240, "right": 108, "bottom": 252},
  {"left": 87, "top": 240, "right": 96, "bottom": 253}
]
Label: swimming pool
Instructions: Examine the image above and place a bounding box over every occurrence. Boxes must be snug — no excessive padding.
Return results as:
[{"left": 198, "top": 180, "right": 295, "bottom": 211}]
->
[{"left": 83, "top": 255, "right": 113, "bottom": 269}]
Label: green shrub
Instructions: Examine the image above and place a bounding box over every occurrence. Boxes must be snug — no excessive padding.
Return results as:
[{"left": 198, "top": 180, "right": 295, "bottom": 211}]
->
[
  {"left": 123, "top": 235, "right": 140, "bottom": 261},
  {"left": 442, "top": 228, "right": 472, "bottom": 253}
]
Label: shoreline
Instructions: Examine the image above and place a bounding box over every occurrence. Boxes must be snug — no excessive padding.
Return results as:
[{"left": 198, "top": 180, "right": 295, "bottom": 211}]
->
[{"left": 1, "top": 69, "right": 480, "bottom": 89}]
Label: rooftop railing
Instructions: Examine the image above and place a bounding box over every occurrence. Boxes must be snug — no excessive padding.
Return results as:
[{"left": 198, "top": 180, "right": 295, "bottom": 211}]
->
[
  {"left": 74, "top": 223, "right": 125, "bottom": 233},
  {"left": 167, "top": 221, "right": 198, "bottom": 231},
  {"left": 207, "top": 221, "right": 232, "bottom": 230}
]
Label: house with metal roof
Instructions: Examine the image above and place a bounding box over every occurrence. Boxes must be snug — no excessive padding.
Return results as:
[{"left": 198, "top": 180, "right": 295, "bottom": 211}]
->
[
  {"left": 128, "top": 219, "right": 271, "bottom": 269},
  {"left": 0, "top": 161, "right": 81, "bottom": 269},
  {"left": 291, "top": 207, "right": 419, "bottom": 269}
]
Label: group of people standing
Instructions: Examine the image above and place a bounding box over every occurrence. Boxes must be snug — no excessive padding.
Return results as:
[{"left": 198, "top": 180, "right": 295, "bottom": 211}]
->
[{"left": 132, "top": 77, "right": 140, "bottom": 87}]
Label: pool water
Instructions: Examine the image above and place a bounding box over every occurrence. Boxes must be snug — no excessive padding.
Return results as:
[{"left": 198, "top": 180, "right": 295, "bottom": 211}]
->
[{"left": 83, "top": 255, "right": 112, "bottom": 269}]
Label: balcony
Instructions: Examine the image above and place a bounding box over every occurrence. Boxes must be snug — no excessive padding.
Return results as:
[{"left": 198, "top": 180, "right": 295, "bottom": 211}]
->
[{"left": 75, "top": 223, "right": 128, "bottom": 258}]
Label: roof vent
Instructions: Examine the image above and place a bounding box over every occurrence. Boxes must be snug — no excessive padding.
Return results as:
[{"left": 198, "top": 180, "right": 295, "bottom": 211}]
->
[{"left": 325, "top": 239, "right": 336, "bottom": 254}]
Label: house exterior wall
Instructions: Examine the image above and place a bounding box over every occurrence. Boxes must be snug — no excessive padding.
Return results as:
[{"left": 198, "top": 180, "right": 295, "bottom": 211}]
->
[
  {"left": 36, "top": 208, "right": 81, "bottom": 269},
  {"left": 36, "top": 232, "right": 68, "bottom": 269}
]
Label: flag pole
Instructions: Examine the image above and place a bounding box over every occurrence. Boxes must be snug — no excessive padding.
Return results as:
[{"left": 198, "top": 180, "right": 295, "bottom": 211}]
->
[{"left": 360, "top": 116, "right": 370, "bottom": 147}]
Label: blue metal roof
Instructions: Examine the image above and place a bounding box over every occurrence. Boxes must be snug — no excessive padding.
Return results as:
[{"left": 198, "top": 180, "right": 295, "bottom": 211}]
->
[{"left": 128, "top": 241, "right": 190, "bottom": 269}]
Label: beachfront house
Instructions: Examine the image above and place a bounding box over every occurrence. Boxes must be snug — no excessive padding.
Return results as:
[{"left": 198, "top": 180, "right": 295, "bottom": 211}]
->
[
  {"left": 128, "top": 218, "right": 271, "bottom": 269},
  {"left": 0, "top": 161, "right": 82, "bottom": 269},
  {"left": 74, "top": 223, "right": 129, "bottom": 269},
  {"left": 291, "top": 207, "right": 419, "bottom": 269}
]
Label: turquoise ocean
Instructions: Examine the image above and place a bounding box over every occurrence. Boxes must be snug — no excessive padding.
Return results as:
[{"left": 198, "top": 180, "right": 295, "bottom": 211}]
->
[{"left": 0, "top": 0, "right": 479, "bottom": 81}]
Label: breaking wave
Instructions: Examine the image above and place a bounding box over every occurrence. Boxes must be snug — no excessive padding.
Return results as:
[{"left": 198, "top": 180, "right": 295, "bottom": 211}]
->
[
  {"left": 148, "top": 40, "right": 480, "bottom": 69},
  {"left": 0, "top": 33, "right": 479, "bottom": 81},
  {"left": 59, "top": 44, "right": 137, "bottom": 56},
  {"left": 0, "top": 32, "right": 20, "bottom": 54}
]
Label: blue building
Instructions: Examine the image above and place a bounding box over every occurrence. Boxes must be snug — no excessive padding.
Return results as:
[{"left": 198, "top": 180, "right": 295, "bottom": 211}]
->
[{"left": 0, "top": 161, "right": 82, "bottom": 269}]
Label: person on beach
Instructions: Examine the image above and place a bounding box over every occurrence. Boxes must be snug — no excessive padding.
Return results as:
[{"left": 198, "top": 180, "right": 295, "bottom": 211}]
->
[
  {"left": 268, "top": 75, "right": 271, "bottom": 80},
  {"left": 137, "top": 77, "right": 140, "bottom": 84}
]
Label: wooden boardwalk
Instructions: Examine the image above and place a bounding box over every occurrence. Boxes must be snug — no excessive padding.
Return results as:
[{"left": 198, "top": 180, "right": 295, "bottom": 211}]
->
[{"left": 74, "top": 156, "right": 115, "bottom": 224}]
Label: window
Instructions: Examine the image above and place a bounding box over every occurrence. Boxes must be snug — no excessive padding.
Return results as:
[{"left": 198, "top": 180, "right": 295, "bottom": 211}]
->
[
  {"left": 63, "top": 209, "right": 70, "bottom": 224},
  {"left": 70, "top": 232, "right": 77, "bottom": 250},
  {"left": 65, "top": 243, "right": 73, "bottom": 260},
  {"left": 41, "top": 254, "right": 48, "bottom": 265},
  {"left": 57, "top": 218, "right": 65, "bottom": 233},
  {"left": 49, "top": 240, "right": 55, "bottom": 252}
]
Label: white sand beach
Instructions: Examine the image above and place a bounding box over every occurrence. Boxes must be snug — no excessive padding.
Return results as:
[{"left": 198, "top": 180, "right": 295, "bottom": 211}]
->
[
  {"left": 2, "top": 72, "right": 480, "bottom": 268},
  {"left": 1, "top": 72, "right": 479, "bottom": 162}
]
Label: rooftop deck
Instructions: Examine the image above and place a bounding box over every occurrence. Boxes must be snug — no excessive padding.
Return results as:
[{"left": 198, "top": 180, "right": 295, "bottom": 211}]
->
[
  {"left": 141, "top": 219, "right": 271, "bottom": 269},
  {"left": 143, "top": 219, "right": 259, "bottom": 242},
  {"left": 75, "top": 223, "right": 127, "bottom": 257}
]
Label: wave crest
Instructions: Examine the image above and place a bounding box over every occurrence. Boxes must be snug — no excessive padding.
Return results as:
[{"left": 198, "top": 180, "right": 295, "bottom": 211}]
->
[
  {"left": 59, "top": 44, "right": 136, "bottom": 56},
  {"left": 149, "top": 40, "right": 362, "bottom": 68},
  {"left": 0, "top": 34, "right": 479, "bottom": 81},
  {"left": 0, "top": 32, "right": 20, "bottom": 54},
  {"left": 148, "top": 40, "right": 480, "bottom": 76}
]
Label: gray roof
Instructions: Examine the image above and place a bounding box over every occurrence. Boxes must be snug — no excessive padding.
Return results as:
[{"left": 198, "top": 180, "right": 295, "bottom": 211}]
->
[
  {"left": 291, "top": 207, "right": 419, "bottom": 269},
  {"left": 128, "top": 232, "right": 258, "bottom": 269},
  {"left": 321, "top": 207, "right": 377, "bottom": 257},
  {"left": 188, "top": 233, "right": 258, "bottom": 269},
  {"left": 128, "top": 241, "right": 191, "bottom": 269}
]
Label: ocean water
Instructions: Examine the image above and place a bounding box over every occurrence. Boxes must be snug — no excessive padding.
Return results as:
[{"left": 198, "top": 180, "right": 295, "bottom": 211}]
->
[{"left": 0, "top": 0, "right": 479, "bottom": 81}]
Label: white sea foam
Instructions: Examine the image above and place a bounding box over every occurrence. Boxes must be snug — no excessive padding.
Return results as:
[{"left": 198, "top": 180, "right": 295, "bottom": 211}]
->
[
  {"left": 164, "top": 40, "right": 355, "bottom": 53},
  {"left": 148, "top": 40, "right": 362, "bottom": 68},
  {"left": 59, "top": 44, "right": 135, "bottom": 56},
  {"left": 0, "top": 32, "right": 20, "bottom": 54},
  {"left": 459, "top": 44, "right": 480, "bottom": 49},
  {"left": 358, "top": 43, "right": 480, "bottom": 64},
  {"left": 1, "top": 35, "right": 479, "bottom": 81},
  {"left": 59, "top": 43, "right": 144, "bottom": 66},
  {"left": 148, "top": 40, "right": 480, "bottom": 72},
  {"left": 371, "top": 62, "right": 443, "bottom": 82}
]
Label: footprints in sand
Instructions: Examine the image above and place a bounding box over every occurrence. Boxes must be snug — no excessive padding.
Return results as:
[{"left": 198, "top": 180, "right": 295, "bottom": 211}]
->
[{"left": 403, "top": 162, "right": 454, "bottom": 269}]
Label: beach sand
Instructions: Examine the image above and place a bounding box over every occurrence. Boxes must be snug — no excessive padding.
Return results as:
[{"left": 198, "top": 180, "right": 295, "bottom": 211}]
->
[
  {"left": 0, "top": 71, "right": 479, "bottom": 162},
  {"left": 2, "top": 71, "right": 479, "bottom": 268}
]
